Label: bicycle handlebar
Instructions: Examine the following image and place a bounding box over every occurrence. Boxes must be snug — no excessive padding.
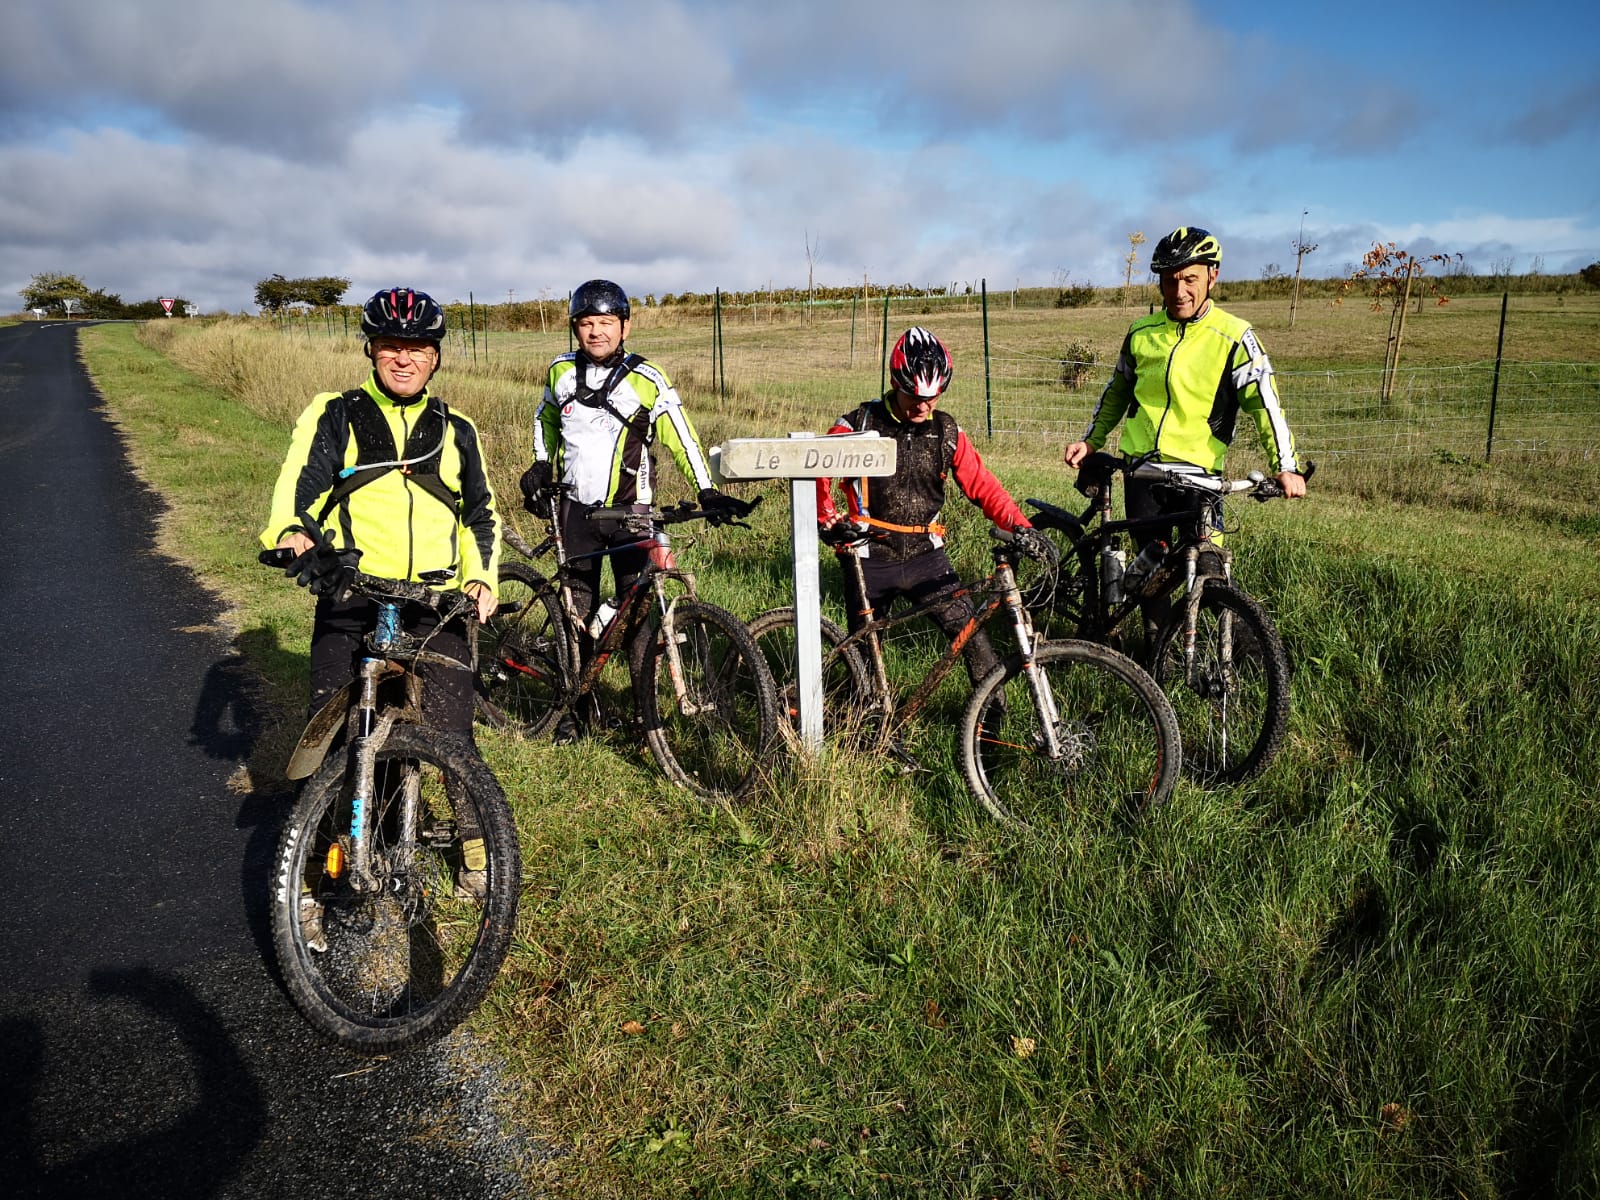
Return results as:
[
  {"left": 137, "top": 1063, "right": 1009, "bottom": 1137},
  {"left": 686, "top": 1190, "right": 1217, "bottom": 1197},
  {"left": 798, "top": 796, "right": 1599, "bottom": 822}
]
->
[
  {"left": 257, "top": 547, "right": 475, "bottom": 619},
  {"left": 586, "top": 495, "right": 762, "bottom": 530},
  {"left": 1126, "top": 457, "right": 1316, "bottom": 502}
]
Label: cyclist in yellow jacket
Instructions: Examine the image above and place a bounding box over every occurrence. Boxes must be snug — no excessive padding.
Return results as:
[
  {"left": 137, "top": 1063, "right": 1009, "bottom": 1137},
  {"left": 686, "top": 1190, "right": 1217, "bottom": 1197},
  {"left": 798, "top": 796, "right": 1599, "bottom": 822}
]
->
[
  {"left": 1063, "top": 226, "right": 1305, "bottom": 496},
  {"left": 1062, "top": 227, "right": 1305, "bottom": 638},
  {"left": 263, "top": 286, "right": 501, "bottom": 897}
]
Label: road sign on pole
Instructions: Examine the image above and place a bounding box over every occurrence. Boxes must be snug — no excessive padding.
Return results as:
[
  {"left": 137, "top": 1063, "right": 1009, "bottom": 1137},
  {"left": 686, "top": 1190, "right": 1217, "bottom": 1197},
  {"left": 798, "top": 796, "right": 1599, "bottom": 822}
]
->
[
  {"left": 712, "top": 433, "right": 897, "bottom": 754},
  {"left": 159, "top": 298, "right": 176, "bottom": 316}
]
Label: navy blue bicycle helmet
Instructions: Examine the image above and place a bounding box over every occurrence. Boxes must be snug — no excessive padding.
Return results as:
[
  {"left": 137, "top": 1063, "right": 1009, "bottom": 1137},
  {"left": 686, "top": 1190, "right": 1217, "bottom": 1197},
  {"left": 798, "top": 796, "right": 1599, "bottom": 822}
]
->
[
  {"left": 569, "top": 279, "right": 630, "bottom": 323},
  {"left": 360, "top": 287, "right": 447, "bottom": 345}
]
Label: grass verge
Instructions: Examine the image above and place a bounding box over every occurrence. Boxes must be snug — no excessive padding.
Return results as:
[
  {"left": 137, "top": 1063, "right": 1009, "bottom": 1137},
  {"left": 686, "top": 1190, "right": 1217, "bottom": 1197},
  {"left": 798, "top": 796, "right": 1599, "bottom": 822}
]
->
[{"left": 82, "top": 321, "right": 1600, "bottom": 1197}]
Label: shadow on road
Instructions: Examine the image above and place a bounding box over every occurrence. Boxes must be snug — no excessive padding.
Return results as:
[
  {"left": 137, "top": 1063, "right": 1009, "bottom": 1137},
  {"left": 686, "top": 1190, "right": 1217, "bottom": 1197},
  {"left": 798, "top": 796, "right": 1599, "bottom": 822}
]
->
[{"left": 0, "top": 967, "right": 265, "bottom": 1200}]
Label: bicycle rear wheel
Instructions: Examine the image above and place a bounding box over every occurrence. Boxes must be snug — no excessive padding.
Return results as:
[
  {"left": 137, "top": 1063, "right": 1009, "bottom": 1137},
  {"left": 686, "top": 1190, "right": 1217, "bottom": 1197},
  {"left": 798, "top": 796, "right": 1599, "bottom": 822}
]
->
[
  {"left": 1149, "top": 582, "right": 1289, "bottom": 786},
  {"left": 476, "top": 560, "right": 569, "bottom": 738},
  {"left": 632, "top": 600, "right": 780, "bottom": 801},
  {"left": 270, "top": 725, "right": 521, "bottom": 1055},
  {"left": 746, "top": 606, "right": 881, "bottom": 747},
  {"left": 961, "top": 641, "right": 1180, "bottom": 825}
]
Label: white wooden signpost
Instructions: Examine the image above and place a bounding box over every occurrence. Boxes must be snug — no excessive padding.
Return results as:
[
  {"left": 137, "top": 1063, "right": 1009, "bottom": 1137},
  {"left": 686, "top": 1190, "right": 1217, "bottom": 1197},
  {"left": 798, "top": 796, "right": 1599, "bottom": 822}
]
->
[{"left": 711, "top": 432, "right": 897, "bottom": 754}]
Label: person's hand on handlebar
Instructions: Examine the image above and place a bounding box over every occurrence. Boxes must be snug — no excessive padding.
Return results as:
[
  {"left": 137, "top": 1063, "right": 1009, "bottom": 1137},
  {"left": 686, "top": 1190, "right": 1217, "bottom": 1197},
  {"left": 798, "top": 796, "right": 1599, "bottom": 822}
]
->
[
  {"left": 285, "top": 541, "right": 362, "bottom": 601},
  {"left": 519, "top": 460, "right": 556, "bottom": 518},
  {"left": 1010, "top": 525, "right": 1058, "bottom": 564},
  {"left": 1275, "top": 470, "right": 1307, "bottom": 499},
  {"left": 817, "top": 519, "right": 857, "bottom": 547},
  {"left": 464, "top": 580, "right": 497, "bottom": 623},
  {"left": 1062, "top": 440, "right": 1091, "bottom": 468},
  {"left": 698, "top": 487, "right": 754, "bottom": 525}
]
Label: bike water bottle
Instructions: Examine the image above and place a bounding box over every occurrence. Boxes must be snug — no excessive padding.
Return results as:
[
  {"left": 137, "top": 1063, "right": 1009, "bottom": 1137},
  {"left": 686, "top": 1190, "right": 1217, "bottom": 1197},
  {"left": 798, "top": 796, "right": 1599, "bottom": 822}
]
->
[
  {"left": 375, "top": 602, "right": 400, "bottom": 650},
  {"left": 589, "top": 598, "right": 619, "bottom": 639},
  {"left": 1101, "top": 546, "right": 1127, "bottom": 605},
  {"left": 1123, "top": 539, "right": 1168, "bottom": 594}
]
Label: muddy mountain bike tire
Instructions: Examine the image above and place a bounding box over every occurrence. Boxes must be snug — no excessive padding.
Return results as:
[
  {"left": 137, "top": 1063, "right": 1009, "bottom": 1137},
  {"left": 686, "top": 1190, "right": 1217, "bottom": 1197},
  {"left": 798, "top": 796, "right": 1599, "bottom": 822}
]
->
[
  {"left": 961, "top": 640, "right": 1181, "bottom": 825},
  {"left": 1148, "top": 582, "right": 1289, "bottom": 786},
  {"left": 270, "top": 725, "right": 520, "bottom": 1055},
  {"left": 476, "top": 560, "right": 569, "bottom": 738},
  {"left": 631, "top": 600, "right": 781, "bottom": 802}
]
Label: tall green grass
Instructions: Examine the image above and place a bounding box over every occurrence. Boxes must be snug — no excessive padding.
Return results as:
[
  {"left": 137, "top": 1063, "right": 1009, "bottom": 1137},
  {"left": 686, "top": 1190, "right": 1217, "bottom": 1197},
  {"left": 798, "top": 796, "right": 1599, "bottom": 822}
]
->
[{"left": 84, "top": 321, "right": 1600, "bottom": 1196}]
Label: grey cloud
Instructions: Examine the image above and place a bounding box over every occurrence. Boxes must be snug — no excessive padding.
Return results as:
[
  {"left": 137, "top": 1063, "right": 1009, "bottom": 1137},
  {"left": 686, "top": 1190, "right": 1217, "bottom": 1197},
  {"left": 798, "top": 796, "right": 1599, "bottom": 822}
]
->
[
  {"left": 1503, "top": 78, "right": 1600, "bottom": 146},
  {"left": 0, "top": 1, "right": 399, "bottom": 161},
  {"left": 716, "top": 0, "right": 1433, "bottom": 156},
  {"left": 423, "top": 0, "right": 741, "bottom": 148}
]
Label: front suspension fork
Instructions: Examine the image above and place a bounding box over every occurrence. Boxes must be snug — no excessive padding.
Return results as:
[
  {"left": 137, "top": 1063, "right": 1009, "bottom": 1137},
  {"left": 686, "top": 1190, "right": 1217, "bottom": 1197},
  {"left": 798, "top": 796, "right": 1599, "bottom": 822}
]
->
[{"left": 345, "top": 656, "right": 408, "bottom": 892}]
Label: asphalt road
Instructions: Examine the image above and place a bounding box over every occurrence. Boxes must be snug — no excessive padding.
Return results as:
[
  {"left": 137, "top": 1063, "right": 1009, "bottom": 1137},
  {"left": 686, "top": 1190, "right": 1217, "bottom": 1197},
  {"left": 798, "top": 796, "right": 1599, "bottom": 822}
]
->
[{"left": 0, "top": 322, "right": 540, "bottom": 1199}]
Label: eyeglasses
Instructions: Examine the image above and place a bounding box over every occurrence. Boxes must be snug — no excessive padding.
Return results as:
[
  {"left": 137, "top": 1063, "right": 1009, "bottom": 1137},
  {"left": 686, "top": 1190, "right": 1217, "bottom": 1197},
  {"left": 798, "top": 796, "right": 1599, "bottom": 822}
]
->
[{"left": 372, "top": 342, "right": 437, "bottom": 360}]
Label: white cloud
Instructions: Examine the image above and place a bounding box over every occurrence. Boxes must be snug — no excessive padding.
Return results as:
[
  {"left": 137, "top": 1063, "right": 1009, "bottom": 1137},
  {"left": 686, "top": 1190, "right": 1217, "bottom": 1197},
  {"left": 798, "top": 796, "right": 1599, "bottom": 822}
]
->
[{"left": 1, "top": 0, "right": 1595, "bottom": 311}]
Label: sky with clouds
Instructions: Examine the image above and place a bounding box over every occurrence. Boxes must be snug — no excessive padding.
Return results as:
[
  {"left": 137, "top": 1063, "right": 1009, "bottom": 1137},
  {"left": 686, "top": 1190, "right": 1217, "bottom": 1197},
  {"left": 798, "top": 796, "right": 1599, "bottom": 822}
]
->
[{"left": 2, "top": 0, "right": 1596, "bottom": 313}]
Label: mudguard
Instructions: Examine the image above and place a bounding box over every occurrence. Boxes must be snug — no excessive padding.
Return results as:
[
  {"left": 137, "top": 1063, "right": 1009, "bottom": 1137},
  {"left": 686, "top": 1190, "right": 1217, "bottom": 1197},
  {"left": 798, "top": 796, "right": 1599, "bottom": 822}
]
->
[{"left": 287, "top": 684, "right": 353, "bottom": 780}]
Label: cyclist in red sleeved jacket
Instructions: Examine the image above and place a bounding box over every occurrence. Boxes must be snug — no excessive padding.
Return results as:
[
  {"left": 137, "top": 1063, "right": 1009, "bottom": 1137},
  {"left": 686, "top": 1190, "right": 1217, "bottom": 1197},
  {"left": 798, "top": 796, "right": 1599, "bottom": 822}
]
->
[{"left": 816, "top": 327, "right": 1040, "bottom": 688}]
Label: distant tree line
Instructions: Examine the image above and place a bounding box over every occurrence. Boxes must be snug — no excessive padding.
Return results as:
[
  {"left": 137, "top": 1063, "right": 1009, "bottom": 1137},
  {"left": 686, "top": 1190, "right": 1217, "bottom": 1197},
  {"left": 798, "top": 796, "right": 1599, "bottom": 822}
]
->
[
  {"left": 18, "top": 271, "right": 189, "bottom": 319},
  {"left": 253, "top": 273, "right": 351, "bottom": 312}
]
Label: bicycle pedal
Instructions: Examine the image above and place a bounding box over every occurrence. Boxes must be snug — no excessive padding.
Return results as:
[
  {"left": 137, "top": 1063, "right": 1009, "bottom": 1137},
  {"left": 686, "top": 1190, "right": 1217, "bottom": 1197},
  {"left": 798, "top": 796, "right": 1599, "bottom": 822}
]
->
[{"left": 420, "top": 820, "right": 458, "bottom": 848}]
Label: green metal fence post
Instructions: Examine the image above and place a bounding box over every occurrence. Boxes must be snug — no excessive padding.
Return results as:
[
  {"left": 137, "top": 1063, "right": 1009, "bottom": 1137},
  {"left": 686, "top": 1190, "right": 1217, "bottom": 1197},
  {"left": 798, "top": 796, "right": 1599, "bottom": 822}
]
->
[
  {"left": 1485, "top": 291, "right": 1508, "bottom": 461},
  {"left": 982, "top": 278, "right": 992, "bottom": 438},
  {"left": 880, "top": 291, "right": 891, "bottom": 397}
]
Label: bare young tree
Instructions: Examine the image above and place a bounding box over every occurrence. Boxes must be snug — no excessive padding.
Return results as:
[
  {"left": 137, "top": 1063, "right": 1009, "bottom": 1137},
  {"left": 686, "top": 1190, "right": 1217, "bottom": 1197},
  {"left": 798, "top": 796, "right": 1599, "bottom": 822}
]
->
[
  {"left": 1122, "top": 232, "right": 1146, "bottom": 305},
  {"left": 804, "top": 230, "right": 819, "bottom": 321},
  {"left": 1289, "top": 211, "right": 1318, "bottom": 328}
]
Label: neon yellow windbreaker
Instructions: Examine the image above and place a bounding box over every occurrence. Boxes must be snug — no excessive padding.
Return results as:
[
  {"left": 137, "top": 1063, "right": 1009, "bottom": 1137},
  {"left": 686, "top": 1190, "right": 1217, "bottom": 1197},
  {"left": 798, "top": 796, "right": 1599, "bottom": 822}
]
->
[
  {"left": 1082, "top": 302, "right": 1299, "bottom": 474},
  {"left": 260, "top": 375, "right": 501, "bottom": 592}
]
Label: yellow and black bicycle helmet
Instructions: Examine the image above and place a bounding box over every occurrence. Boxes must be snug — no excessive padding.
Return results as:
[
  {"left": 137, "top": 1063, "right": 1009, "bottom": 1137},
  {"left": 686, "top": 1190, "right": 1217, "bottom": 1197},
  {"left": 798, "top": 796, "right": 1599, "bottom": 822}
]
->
[{"left": 1150, "top": 227, "right": 1223, "bottom": 273}]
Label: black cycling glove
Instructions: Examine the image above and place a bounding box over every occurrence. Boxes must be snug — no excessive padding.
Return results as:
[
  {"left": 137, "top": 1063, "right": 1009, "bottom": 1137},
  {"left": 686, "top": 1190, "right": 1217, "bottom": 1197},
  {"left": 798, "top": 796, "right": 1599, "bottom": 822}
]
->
[
  {"left": 698, "top": 488, "right": 751, "bottom": 525},
  {"left": 1011, "top": 526, "right": 1057, "bottom": 564},
  {"left": 519, "top": 461, "right": 554, "bottom": 517},
  {"left": 287, "top": 543, "right": 362, "bottom": 602}
]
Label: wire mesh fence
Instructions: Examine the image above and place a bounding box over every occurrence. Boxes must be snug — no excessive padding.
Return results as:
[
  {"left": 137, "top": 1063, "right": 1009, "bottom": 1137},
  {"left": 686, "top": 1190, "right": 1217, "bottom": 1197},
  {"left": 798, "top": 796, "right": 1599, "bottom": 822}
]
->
[
  {"left": 977, "top": 357, "right": 1600, "bottom": 461},
  {"left": 263, "top": 294, "right": 1600, "bottom": 463}
]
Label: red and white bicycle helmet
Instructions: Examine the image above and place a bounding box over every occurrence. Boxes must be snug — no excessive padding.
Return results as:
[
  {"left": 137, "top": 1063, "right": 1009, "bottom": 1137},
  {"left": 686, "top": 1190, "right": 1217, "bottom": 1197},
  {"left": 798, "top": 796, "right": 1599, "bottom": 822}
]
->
[{"left": 889, "top": 327, "right": 953, "bottom": 398}]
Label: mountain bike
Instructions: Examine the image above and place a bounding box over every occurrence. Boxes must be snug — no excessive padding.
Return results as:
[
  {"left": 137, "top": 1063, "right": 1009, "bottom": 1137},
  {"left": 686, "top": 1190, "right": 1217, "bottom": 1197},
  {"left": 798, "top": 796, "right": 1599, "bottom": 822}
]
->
[
  {"left": 258, "top": 540, "right": 520, "bottom": 1056},
  {"left": 748, "top": 526, "right": 1181, "bottom": 824},
  {"left": 477, "top": 491, "right": 781, "bottom": 802},
  {"left": 1020, "top": 452, "right": 1310, "bottom": 785}
]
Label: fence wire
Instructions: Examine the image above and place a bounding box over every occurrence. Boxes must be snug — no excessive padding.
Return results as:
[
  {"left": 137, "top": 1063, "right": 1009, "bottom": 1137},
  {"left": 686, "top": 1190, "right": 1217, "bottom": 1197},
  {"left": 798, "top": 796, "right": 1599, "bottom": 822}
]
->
[{"left": 963, "top": 356, "right": 1600, "bottom": 461}]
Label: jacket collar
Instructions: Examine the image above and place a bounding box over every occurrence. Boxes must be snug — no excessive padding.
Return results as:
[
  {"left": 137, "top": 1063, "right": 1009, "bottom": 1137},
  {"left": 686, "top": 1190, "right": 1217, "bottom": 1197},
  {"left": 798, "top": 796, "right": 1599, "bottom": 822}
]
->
[{"left": 364, "top": 373, "right": 431, "bottom": 407}]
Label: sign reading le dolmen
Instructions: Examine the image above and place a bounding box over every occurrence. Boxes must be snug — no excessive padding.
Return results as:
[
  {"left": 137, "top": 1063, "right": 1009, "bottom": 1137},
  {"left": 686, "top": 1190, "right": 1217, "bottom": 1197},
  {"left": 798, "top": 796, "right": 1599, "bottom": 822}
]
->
[{"left": 714, "top": 433, "right": 897, "bottom": 481}]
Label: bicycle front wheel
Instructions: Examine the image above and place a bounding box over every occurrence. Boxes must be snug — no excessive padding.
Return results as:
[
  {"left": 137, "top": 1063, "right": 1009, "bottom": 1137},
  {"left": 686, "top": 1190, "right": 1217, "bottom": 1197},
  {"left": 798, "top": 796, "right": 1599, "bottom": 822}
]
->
[
  {"left": 632, "top": 600, "right": 780, "bottom": 801},
  {"left": 746, "top": 606, "right": 881, "bottom": 747},
  {"left": 961, "top": 641, "right": 1181, "bottom": 826},
  {"left": 477, "top": 560, "right": 569, "bottom": 738},
  {"left": 1149, "top": 582, "right": 1289, "bottom": 786},
  {"left": 270, "top": 725, "right": 521, "bottom": 1055}
]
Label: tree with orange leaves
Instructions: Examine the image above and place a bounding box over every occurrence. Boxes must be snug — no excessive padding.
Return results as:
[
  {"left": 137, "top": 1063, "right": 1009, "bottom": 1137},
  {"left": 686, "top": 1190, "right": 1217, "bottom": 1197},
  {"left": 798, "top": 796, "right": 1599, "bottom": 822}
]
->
[{"left": 1341, "top": 242, "right": 1461, "bottom": 403}]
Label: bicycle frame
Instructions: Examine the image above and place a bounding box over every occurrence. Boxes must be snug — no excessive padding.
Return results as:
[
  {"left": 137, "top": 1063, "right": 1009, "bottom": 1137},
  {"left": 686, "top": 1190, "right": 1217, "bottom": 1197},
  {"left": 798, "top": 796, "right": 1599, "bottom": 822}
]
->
[
  {"left": 1028, "top": 458, "right": 1291, "bottom": 693},
  {"left": 831, "top": 536, "right": 1067, "bottom": 754},
  {"left": 528, "top": 499, "right": 713, "bottom": 722}
]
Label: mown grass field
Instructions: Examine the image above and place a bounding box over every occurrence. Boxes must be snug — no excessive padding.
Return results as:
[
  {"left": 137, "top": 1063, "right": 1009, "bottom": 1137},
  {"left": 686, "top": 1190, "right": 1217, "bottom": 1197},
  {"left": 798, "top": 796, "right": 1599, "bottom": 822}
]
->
[{"left": 83, "top": 312, "right": 1600, "bottom": 1197}]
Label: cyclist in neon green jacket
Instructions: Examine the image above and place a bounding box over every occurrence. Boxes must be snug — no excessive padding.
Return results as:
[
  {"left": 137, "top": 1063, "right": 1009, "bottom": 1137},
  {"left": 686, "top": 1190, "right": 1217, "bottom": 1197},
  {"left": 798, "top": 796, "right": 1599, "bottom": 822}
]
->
[
  {"left": 1062, "top": 227, "right": 1306, "bottom": 641},
  {"left": 1063, "top": 226, "right": 1306, "bottom": 496}
]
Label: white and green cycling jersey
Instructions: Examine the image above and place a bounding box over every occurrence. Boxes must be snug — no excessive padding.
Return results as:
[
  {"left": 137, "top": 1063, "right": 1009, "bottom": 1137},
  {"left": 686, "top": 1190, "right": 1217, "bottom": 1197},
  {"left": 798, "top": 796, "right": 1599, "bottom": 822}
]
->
[{"left": 532, "top": 351, "right": 715, "bottom": 507}]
